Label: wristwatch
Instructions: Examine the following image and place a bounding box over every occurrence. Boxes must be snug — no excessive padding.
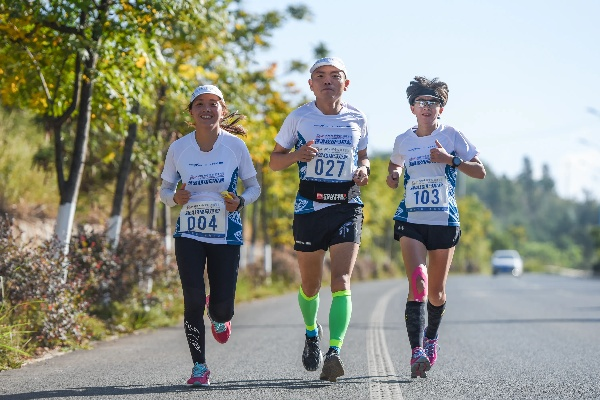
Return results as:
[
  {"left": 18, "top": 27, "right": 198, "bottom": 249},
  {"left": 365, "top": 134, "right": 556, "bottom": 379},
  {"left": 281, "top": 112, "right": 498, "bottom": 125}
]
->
[
  {"left": 236, "top": 196, "right": 245, "bottom": 211},
  {"left": 451, "top": 156, "right": 463, "bottom": 168}
]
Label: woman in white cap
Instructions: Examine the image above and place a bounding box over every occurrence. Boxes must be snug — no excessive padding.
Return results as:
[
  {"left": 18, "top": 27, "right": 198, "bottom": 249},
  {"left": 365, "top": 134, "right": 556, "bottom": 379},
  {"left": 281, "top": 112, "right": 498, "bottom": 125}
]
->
[
  {"left": 269, "top": 57, "right": 370, "bottom": 382},
  {"left": 386, "top": 76, "right": 485, "bottom": 378},
  {"left": 160, "top": 84, "right": 261, "bottom": 386}
]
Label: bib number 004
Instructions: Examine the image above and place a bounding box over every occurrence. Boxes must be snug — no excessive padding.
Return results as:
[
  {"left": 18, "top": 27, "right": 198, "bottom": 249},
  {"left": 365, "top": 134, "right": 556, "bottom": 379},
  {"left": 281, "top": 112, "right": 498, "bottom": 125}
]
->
[{"left": 179, "top": 201, "right": 226, "bottom": 237}]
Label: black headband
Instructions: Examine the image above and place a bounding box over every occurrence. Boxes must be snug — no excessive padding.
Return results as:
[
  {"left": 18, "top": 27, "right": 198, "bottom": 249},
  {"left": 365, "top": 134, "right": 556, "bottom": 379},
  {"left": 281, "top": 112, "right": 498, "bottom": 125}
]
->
[{"left": 408, "top": 88, "right": 443, "bottom": 105}]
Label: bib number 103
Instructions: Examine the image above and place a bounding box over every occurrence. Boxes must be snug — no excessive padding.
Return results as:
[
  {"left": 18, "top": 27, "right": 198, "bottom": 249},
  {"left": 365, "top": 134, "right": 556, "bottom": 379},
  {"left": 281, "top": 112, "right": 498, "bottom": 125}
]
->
[
  {"left": 405, "top": 176, "right": 449, "bottom": 211},
  {"left": 411, "top": 189, "right": 441, "bottom": 205}
]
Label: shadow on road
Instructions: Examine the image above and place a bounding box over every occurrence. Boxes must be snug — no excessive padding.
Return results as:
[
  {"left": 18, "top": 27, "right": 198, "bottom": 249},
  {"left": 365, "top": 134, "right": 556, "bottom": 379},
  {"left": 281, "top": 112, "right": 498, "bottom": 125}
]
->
[
  {"left": 446, "top": 318, "right": 600, "bottom": 324},
  {"left": 0, "top": 378, "right": 337, "bottom": 399},
  {"left": 0, "top": 375, "right": 418, "bottom": 399}
]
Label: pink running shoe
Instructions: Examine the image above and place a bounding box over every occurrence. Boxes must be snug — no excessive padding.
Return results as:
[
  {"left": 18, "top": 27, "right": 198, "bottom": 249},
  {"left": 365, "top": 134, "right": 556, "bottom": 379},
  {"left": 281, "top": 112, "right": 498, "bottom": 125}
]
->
[
  {"left": 423, "top": 329, "right": 439, "bottom": 367},
  {"left": 410, "top": 347, "right": 431, "bottom": 378},
  {"left": 206, "top": 295, "right": 231, "bottom": 344},
  {"left": 187, "top": 362, "right": 210, "bottom": 386}
]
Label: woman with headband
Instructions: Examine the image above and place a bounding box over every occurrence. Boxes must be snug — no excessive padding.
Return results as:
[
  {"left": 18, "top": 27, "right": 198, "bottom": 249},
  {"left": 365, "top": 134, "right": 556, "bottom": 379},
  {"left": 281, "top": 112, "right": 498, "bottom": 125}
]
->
[{"left": 386, "top": 76, "right": 486, "bottom": 378}]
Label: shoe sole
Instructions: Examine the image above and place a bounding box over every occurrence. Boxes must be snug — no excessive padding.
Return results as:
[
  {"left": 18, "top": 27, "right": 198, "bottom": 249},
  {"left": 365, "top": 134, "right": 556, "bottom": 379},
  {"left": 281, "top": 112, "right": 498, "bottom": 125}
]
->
[
  {"left": 411, "top": 356, "right": 430, "bottom": 378},
  {"left": 190, "top": 381, "right": 210, "bottom": 387},
  {"left": 319, "top": 356, "right": 345, "bottom": 382},
  {"left": 302, "top": 323, "right": 323, "bottom": 371}
]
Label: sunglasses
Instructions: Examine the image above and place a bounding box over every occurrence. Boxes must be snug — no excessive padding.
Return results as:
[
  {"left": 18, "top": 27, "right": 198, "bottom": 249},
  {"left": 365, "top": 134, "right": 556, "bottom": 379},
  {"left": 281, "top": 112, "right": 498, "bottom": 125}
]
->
[{"left": 414, "top": 100, "right": 441, "bottom": 108}]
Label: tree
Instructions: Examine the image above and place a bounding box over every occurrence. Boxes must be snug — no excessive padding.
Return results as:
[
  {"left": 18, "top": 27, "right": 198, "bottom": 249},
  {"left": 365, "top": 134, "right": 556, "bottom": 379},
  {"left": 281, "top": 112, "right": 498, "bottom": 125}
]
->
[{"left": 0, "top": 0, "right": 194, "bottom": 254}]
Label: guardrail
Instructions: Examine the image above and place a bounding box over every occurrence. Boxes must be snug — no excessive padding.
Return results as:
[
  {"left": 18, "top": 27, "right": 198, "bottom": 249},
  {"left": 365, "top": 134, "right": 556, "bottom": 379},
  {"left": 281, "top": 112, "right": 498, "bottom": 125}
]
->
[{"left": 544, "top": 265, "right": 593, "bottom": 278}]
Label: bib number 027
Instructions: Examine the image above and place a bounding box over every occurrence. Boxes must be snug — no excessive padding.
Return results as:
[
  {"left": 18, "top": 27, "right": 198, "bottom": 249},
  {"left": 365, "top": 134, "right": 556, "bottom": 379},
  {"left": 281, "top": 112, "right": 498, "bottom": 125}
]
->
[{"left": 314, "top": 159, "right": 345, "bottom": 177}]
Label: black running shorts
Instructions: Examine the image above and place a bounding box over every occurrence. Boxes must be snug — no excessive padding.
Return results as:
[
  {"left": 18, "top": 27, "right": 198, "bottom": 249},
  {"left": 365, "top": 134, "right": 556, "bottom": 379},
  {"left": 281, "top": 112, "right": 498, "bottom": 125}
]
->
[
  {"left": 393, "top": 220, "right": 461, "bottom": 250},
  {"left": 293, "top": 203, "right": 363, "bottom": 252}
]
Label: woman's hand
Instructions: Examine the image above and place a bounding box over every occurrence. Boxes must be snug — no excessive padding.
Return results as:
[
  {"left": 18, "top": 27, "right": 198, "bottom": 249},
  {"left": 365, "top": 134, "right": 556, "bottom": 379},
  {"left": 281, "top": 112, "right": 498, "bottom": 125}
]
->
[
  {"left": 221, "top": 191, "right": 241, "bottom": 212},
  {"left": 429, "top": 139, "right": 452, "bottom": 165},
  {"left": 174, "top": 183, "right": 191, "bottom": 205},
  {"left": 386, "top": 171, "right": 400, "bottom": 189}
]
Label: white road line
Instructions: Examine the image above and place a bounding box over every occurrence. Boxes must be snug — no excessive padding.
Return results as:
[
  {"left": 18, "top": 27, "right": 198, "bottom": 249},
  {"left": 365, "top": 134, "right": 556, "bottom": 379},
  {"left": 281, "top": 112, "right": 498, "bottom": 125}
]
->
[{"left": 367, "top": 286, "right": 404, "bottom": 400}]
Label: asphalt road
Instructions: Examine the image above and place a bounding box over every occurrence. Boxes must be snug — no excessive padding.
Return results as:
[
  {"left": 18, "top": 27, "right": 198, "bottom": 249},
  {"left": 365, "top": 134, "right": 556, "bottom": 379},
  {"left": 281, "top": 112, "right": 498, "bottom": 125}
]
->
[{"left": 1, "top": 274, "right": 599, "bottom": 400}]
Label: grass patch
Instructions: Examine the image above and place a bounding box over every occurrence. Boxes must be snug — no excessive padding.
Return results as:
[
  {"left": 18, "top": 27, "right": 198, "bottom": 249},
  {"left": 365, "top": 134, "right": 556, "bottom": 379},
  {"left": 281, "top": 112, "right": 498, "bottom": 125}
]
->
[{"left": 0, "top": 109, "right": 59, "bottom": 216}]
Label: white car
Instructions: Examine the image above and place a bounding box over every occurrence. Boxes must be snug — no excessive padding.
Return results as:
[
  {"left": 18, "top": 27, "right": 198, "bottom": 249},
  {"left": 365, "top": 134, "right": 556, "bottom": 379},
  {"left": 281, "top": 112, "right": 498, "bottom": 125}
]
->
[{"left": 491, "top": 250, "right": 523, "bottom": 276}]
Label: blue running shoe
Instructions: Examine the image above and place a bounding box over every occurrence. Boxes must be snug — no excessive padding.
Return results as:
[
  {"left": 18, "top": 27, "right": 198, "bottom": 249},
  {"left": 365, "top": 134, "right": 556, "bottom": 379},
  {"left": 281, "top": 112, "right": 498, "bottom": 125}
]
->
[{"left": 187, "top": 362, "right": 210, "bottom": 386}]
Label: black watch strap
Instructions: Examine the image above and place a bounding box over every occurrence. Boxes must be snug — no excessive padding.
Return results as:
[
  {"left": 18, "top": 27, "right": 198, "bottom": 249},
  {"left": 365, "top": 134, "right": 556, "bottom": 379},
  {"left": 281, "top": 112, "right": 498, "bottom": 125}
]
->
[{"left": 236, "top": 196, "right": 245, "bottom": 211}]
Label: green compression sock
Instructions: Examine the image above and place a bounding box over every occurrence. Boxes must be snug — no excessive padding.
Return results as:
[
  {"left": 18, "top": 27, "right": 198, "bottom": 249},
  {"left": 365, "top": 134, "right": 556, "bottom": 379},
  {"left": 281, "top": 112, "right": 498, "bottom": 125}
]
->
[
  {"left": 298, "top": 286, "right": 319, "bottom": 337},
  {"left": 329, "top": 290, "right": 352, "bottom": 349}
]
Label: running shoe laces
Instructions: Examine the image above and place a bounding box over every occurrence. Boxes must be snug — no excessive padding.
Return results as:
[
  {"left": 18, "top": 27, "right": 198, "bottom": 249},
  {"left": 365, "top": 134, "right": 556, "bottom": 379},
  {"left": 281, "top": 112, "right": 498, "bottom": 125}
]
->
[
  {"left": 423, "top": 329, "right": 440, "bottom": 367},
  {"left": 212, "top": 321, "right": 228, "bottom": 333}
]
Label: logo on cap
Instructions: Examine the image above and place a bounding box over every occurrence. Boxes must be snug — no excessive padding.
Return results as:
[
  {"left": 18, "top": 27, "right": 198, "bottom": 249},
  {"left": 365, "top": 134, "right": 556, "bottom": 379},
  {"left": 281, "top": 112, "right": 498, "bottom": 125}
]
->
[
  {"left": 309, "top": 57, "right": 347, "bottom": 76},
  {"left": 190, "top": 85, "right": 224, "bottom": 104}
]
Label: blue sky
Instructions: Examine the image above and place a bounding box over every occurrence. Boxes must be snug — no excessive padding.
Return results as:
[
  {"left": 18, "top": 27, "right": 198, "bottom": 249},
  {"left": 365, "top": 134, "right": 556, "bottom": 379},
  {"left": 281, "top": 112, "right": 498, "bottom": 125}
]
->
[{"left": 243, "top": 0, "right": 600, "bottom": 201}]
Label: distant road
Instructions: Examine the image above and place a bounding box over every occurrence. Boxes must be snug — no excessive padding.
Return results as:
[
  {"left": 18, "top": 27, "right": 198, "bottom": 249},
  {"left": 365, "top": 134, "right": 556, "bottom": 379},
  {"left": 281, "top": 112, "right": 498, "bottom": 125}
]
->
[{"left": 1, "top": 274, "right": 599, "bottom": 400}]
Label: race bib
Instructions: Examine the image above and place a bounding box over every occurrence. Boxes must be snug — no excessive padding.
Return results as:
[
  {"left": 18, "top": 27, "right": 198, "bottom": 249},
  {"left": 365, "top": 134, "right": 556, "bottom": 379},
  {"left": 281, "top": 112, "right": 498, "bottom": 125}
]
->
[
  {"left": 179, "top": 201, "right": 227, "bottom": 237},
  {"left": 304, "top": 144, "right": 353, "bottom": 181},
  {"left": 405, "top": 176, "right": 449, "bottom": 211}
]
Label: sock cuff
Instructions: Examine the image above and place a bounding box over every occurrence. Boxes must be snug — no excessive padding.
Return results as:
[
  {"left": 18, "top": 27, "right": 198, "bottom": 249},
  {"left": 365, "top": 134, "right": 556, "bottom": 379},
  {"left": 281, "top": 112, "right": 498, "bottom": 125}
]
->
[
  {"left": 299, "top": 286, "right": 319, "bottom": 301},
  {"left": 306, "top": 324, "right": 318, "bottom": 331},
  {"left": 332, "top": 290, "right": 351, "bottom": 298},
  {"left": 427, "top": 301, "right": 446, "bottom": 310}
]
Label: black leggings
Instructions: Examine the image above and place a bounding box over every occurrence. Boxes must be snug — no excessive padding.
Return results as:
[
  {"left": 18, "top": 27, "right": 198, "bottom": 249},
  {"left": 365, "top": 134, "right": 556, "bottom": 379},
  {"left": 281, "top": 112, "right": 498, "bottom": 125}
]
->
[{"left": 175, "top": 237, "right": 240, "bottom": 364}]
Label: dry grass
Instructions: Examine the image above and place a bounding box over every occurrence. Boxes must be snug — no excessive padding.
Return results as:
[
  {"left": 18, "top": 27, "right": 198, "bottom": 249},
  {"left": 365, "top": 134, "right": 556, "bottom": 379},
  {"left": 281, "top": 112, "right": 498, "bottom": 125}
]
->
[{"left": 0, "top": 109, "right": 59, "bottom": 218}]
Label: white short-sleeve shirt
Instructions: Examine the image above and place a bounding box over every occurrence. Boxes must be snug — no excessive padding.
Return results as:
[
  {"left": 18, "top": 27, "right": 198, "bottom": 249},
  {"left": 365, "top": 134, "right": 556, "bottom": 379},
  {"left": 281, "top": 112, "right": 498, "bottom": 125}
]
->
[
  {"left": 390, "top": 124, "right": 479, "bottom": 226},
  {"left": 275, "top": 101, "right": 369, "bottom": 214},
  {"left": 161, "top": 130, "right": 257, "bottom": 244}
]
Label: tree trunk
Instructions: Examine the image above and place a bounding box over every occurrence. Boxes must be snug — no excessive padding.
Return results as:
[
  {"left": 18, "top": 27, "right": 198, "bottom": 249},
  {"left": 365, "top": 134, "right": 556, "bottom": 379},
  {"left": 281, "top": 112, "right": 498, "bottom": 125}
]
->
[
  {"left": 54, "top": 53, "right": 97, "bottom": 255},
  {"left": 148, "top": 84, "right": 168, "bottom": 230},
  {"left": 107, "top": 102, "right": 140, "bottom": 248}
]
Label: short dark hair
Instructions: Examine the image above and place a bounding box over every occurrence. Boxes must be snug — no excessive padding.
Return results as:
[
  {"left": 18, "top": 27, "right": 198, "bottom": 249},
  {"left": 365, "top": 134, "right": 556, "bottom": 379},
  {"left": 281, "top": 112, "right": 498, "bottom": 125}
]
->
[{"left": 406, "top": 76, "right": 449, "bottom": 107}]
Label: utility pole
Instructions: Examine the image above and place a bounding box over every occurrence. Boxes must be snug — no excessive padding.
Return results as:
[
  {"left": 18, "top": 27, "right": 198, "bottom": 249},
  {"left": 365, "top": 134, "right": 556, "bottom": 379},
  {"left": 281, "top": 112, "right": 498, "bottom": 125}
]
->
[{"left": 585, "top": 107, "right": 600, "bottom": 225}]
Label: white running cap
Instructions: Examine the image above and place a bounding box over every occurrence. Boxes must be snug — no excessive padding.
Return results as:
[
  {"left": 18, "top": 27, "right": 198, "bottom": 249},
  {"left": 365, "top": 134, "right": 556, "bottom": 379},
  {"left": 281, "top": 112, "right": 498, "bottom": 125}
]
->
[
  {"left": 190, "top": 84, "right": 224, "bottom": 104},
  {"left": 309, "top": 57, "right": 347, "bottom": 76}
]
